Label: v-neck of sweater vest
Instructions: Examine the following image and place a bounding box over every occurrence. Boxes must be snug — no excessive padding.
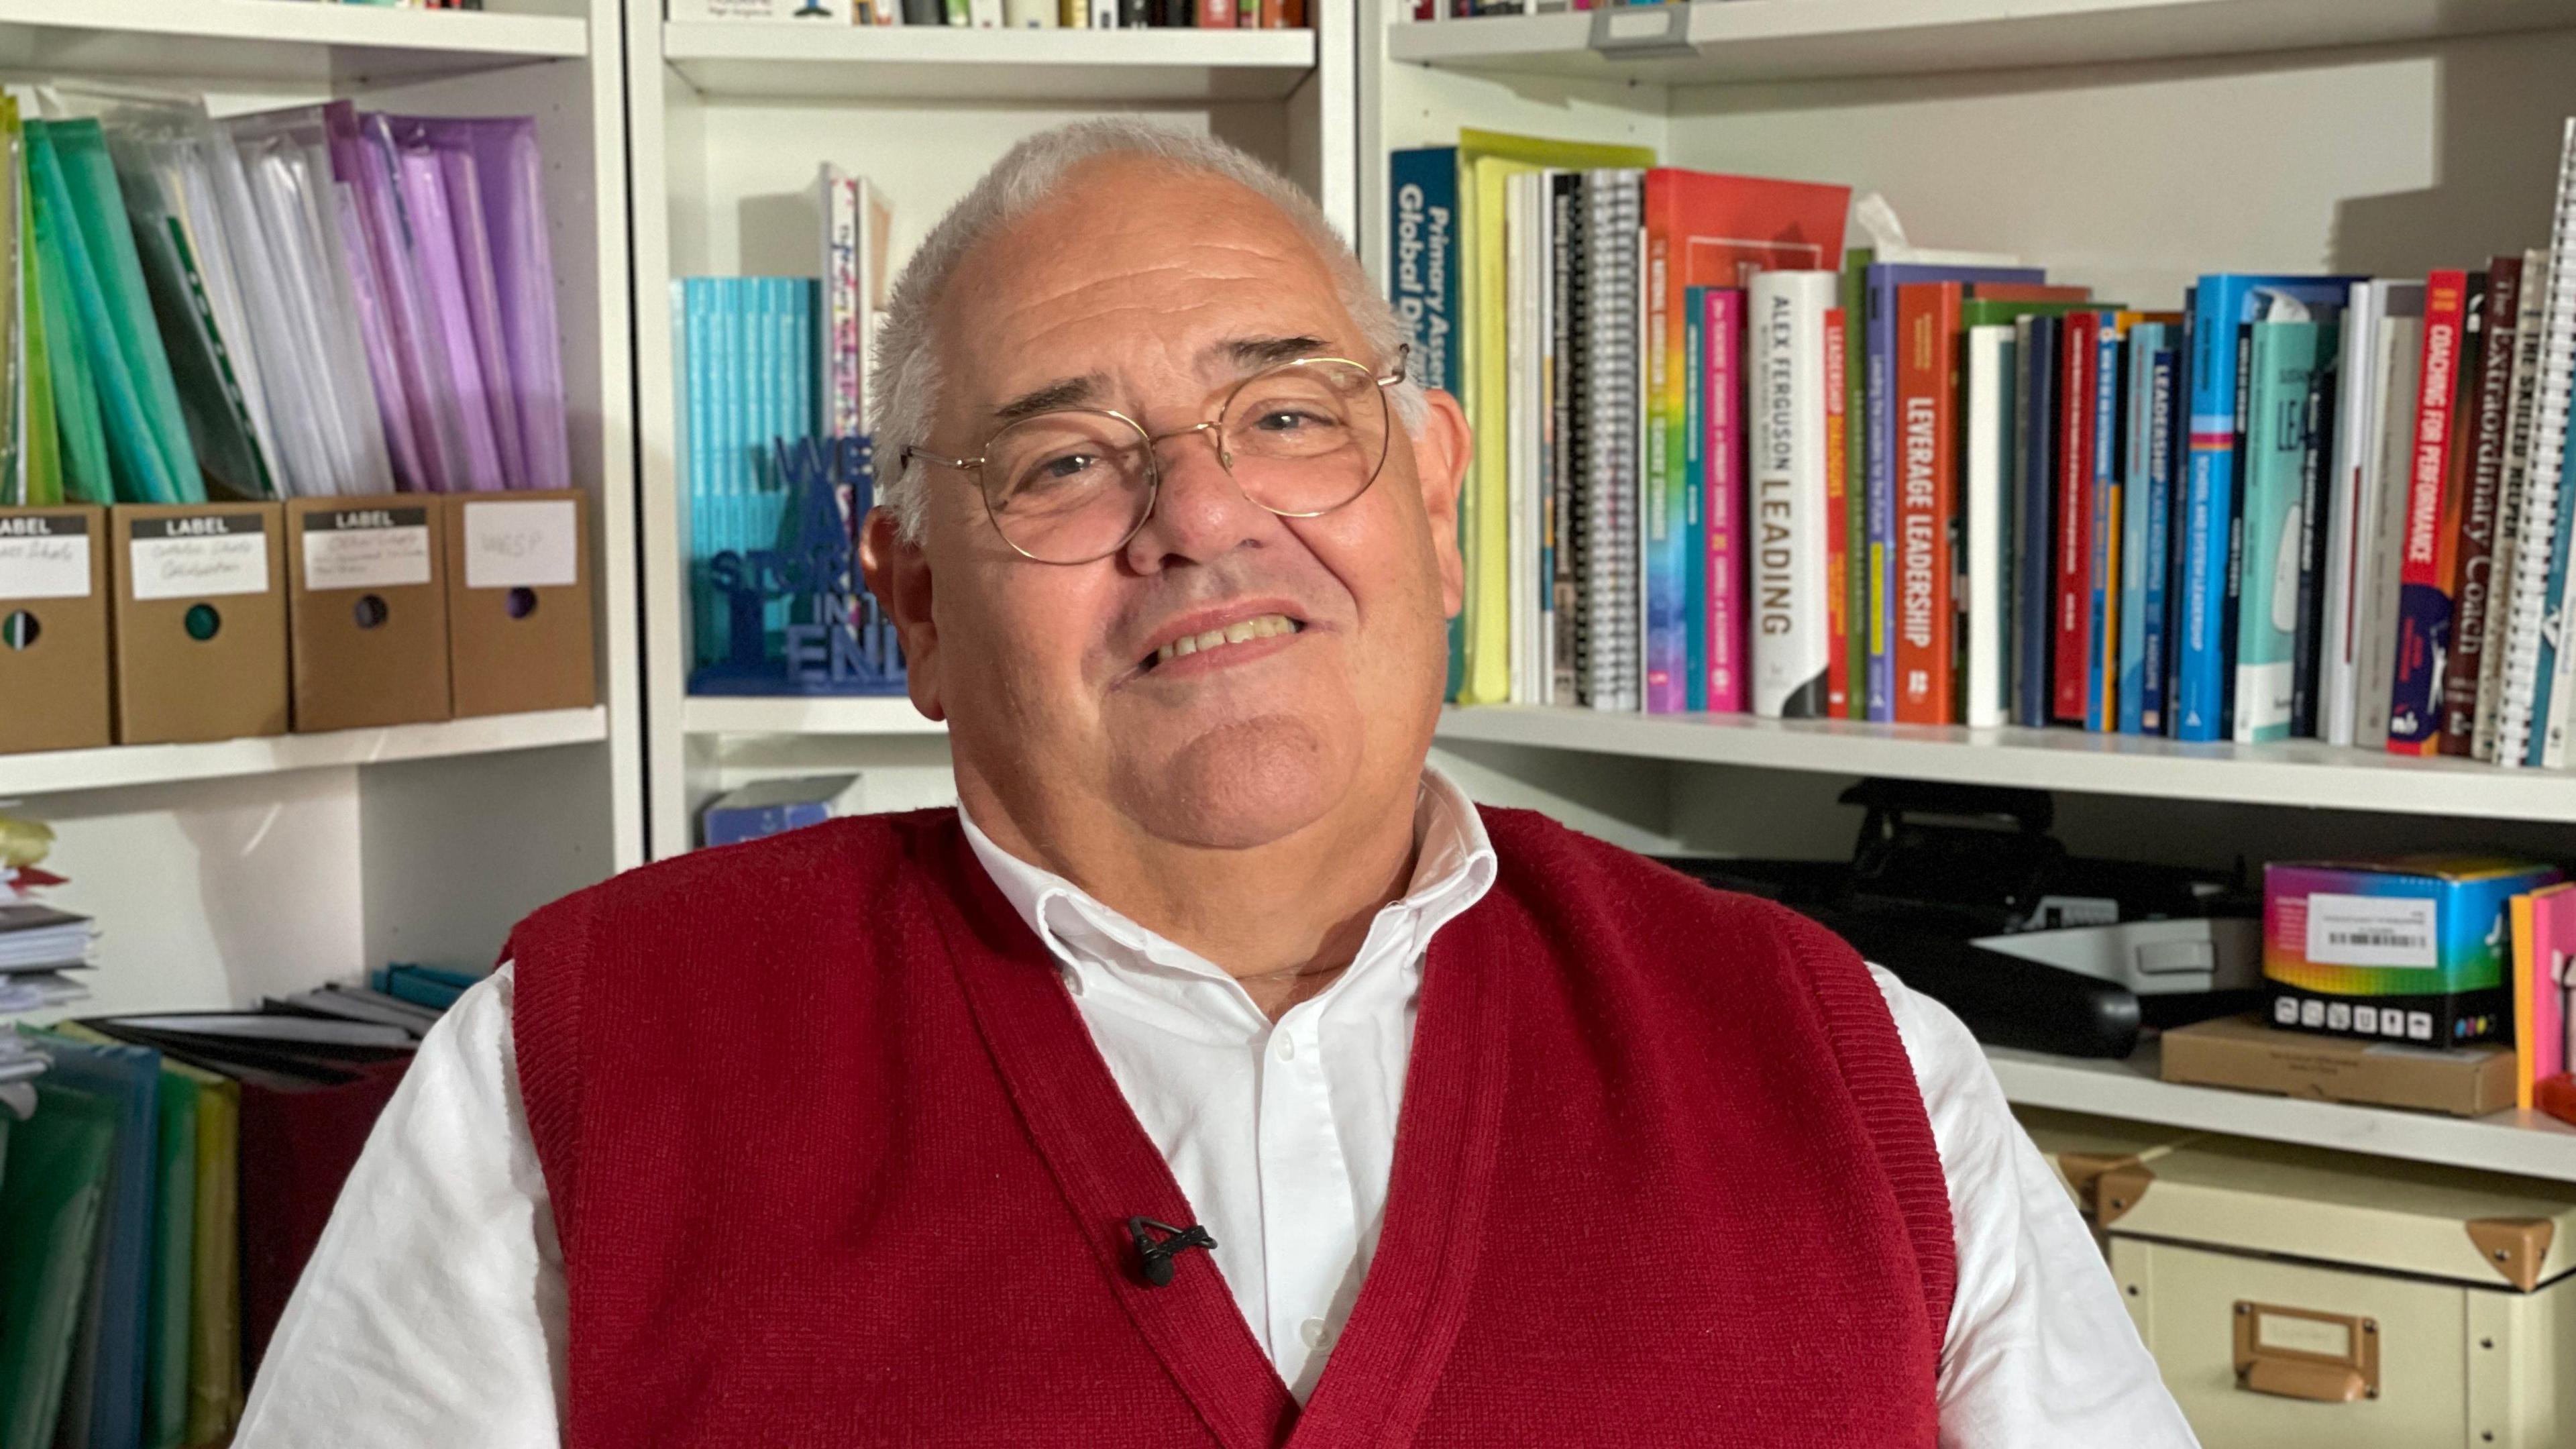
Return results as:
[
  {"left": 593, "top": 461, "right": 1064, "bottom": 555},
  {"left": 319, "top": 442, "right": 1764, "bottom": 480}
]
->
[{"left": 919, "top": 818, "right": 1518, "bottom": 1448}]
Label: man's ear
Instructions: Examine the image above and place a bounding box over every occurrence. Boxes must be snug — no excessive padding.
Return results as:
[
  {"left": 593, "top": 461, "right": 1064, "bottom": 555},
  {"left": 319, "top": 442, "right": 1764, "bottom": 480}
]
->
[
  {"left": 859, "top": 505, "right": 945, "bottom": 722},
  {"left": 1407, "top": 388, "right": 1472, "bottom": 619}
]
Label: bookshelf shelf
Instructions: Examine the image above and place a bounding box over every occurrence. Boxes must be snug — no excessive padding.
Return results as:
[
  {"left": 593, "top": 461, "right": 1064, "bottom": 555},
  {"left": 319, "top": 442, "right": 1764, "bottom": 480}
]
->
[
  {"left": 663, "top": 23, "right": 1318, "bottom": 103},
  {"left": 1385, "top": 0, "right": 2576, "bottom": 87},
  {"left": 1988, "top": 1044, "right": 2576, "bottom": 1183},
  {"left": 0, "top": 0, "right": 590, "bottom": 87},
  {"left": 681, "top": 696, "right": 945, "bottom": 736},
  {"left": 1434, "top": 706, "right": 2576, "bottom": 822},
  {"left": 0, "top": 708, "right": 610, "bottom": 799}
]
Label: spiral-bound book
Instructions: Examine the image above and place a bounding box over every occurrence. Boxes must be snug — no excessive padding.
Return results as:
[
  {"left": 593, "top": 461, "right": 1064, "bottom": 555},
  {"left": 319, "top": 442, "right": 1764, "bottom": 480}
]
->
[{"left": 2496, "top": 119, "right": 2576, "bottom": 767}]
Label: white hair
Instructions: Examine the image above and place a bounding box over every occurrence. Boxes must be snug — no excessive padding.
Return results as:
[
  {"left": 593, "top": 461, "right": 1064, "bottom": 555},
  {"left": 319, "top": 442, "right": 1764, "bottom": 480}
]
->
[{"left": 868, "top": 118, "right": 1426, "bottom": 541}]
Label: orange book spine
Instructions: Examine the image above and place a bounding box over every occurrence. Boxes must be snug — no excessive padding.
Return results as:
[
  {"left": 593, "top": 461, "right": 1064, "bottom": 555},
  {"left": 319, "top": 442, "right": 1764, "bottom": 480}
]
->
[{"left": 1892, "top": 282, "right": 1961, "bottom": 722}]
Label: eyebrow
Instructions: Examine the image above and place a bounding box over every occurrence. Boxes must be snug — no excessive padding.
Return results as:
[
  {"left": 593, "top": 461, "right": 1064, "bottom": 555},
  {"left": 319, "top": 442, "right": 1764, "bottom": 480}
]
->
[
  {"left": 983, "top": 336, "right": 1334, "bottom": 425},
  {"left": 991, "top": 374, "right": 1107, "bottom": 425}
]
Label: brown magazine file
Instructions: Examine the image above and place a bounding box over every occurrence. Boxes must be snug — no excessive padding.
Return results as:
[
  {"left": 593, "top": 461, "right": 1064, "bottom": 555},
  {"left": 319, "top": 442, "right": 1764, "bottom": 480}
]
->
[
  {"left": 443, "top": 489, "right": 596, "bottom": 716},
  {"left": 111, "top": 502, "right": 289, "bottom": 745},
  {"left": 285, "top": 497, "right": 451, "bottom": 733},
  {"left": 0, "top": 505, "right": 111, "bottom": 753}
]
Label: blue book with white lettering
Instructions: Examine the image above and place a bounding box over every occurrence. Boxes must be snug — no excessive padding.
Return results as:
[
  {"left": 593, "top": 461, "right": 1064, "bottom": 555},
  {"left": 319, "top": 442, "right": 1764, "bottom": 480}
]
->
[
  {"left": 2175, "top": 274, "right": 2359, "bottom": 740},
  {"left": 1389, "top": 147, "right": 1462, "bottom": 698},
  {"left": 2116, "top": 323, "right": 2167, "bottom": 734}
]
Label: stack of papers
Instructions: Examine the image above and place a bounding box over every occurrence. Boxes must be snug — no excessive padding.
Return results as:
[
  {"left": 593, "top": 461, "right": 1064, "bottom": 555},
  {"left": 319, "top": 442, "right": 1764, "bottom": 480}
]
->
[{"left": 0, "top": 902, "right": 99, "bottom": 971}]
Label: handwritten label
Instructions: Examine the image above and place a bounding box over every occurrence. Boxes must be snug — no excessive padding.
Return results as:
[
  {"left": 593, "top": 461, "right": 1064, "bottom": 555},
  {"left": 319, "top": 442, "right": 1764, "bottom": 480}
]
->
[
  {"left": 129, "top": 515, "right": 269, "bottom": 602},
  {"left": 463, "top": 500, "right": 578, "bottom": 590},
  {"left": 302, "top": 508, "right": 432, "bottom": 592},
  {"left": 0, "top": 517, "right": 92, "bottom": 600},
  {"left": 2305, "top": 894, "right": 2438, "bottom": 969}
]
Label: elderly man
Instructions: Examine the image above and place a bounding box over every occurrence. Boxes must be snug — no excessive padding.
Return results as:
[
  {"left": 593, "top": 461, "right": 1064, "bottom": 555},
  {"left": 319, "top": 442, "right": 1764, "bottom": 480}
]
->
[{"left": 239, "top": 121, "right": 2195, "bottom": 1447}]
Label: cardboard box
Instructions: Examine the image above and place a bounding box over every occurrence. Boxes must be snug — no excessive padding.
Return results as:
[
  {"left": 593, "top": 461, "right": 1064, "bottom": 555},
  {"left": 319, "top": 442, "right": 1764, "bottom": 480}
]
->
[
  {"left": 2161, "top": 1013, "right": 2516, "bottom": 1118},
  {"left": 2265, "top": 856, "right": 2563, "bottom": 1046},
  {"left": 0, "top": 506, "right": 111, "bottom": 754},
  {"left": 285, "top": 497, "right": 451, "bottom": 733},
  {"left": 443, "top": 490, "right": 596, "bottom": 718},
  {"left": 111, "top": 502, "right": 288, "bottom": 745}
]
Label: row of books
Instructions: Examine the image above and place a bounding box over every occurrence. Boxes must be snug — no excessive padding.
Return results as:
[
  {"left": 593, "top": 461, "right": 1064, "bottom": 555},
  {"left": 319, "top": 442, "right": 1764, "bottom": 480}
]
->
[
  {"left": 0, "top": 91, "right": 569, "bottom": 510},
  {"left": 678, "top": 0, "right": 1311, "bottom": 26},
  {"left": 1, "top": 979, "right": 463, "bottom": 1449},
  {"left": 1396, "top": 122, "right": 2576, "bottom": 768}
]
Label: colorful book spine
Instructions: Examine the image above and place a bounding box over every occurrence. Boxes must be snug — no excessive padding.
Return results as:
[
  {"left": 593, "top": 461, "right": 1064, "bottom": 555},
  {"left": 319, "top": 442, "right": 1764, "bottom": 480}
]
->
[
  {"left": 1750, "top": 270, "right": 1834, "bottom": 718},
  {"left": 2176, "top": 274, "right": 2359, "bottom": 739},
  {"left": 1863, "top": 262, "right": 2042, "bottom": 721},
  {"left": 1642, "top": 202, "right": 1684, "bottom": 713},
  {"left": 1705, "top": 287, "right": 1744, "bottom": 712},
  {"left": 2087, "top": 317, "right": 2123, "bottom": 732},
  {"left": 2390, "top": 270, "right": 2473, "bottom": 753},
  {"left": 1890, "top": 282, "right": 1953, "bottom": 722},
  {"left": 2053, "top": 311, "right": 2099, "bottom": 723},
  {"left": 818, "top": 167, "right": 863, "bottom": 441},
  {"left": 1823, "top": 303, "right": 1848, "bottom": 716},
  {"left": 2442, "top": 258, "right": 2520, "bottom": 753},
  {"left": 1387, "top": 147, "right": 1461, "bottom": 698},
  {"left": 2234, "top": 318, "right": 2328, "bottom": 743},
  {"left": 1682, "top": 284, "right": 1707, "bottom": 711}
]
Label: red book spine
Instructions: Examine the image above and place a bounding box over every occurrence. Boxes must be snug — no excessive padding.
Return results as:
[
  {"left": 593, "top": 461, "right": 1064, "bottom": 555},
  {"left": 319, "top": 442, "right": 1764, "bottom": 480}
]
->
[
  {"left": 2389, "top": 271, "right": 2469, "bottom": 755},
  {"left": 2053, "top": 312, "right": 2099, "bottom": 722},
  {"left": 1200, "top": 0, "right": 1234, "bottom": 23},
  {"left": 1893, "top": 282, "right": 1960, "bottom": 722},
  {"left": 1824, "top": 303, "right": 1849, "bottom": 716},
  {"left": 1707, "top": 288, "right": 1746, "bottom": 712}
]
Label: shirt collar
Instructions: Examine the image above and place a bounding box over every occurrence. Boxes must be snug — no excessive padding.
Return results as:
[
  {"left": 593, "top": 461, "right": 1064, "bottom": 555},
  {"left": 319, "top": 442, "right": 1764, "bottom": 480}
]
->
[{"left": 959, "top": 766, "right": 1498, "bottom": 991}]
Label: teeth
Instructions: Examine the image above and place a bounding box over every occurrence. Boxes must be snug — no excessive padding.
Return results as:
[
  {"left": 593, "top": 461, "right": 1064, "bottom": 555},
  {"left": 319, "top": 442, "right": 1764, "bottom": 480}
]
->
[{"left": 1152, "top": 613, "right": 1297, "bottom": 667}]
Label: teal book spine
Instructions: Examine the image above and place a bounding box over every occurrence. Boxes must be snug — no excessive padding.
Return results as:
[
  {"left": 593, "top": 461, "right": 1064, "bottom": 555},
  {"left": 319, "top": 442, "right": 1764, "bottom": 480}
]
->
[
  {"left": 2233, "top": 319, "right": 2328, "bottom": 743},
  {"left": 53, "top": 119, "right": 201, "bottom": 503}
]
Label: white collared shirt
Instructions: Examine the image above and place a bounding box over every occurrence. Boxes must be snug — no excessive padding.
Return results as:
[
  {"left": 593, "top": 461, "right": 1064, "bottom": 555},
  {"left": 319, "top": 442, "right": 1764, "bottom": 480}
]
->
[{"left": 237, "top": 770, "right": 2196, "bottom": 1447}]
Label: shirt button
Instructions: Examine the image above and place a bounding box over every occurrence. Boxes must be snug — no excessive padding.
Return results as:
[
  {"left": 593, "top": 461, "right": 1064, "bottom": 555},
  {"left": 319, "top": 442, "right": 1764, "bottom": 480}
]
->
[
  {"left": 1300, "top": 1317, "right": 1331, "bottom": 1349},
  {"left": 1275, "top": 1033, "right": 1296, "bottom": 1061}
]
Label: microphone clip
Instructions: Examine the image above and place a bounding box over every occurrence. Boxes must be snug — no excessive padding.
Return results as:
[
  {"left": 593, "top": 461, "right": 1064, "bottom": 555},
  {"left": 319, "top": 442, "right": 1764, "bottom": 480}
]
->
[{"left": 1126, "top": 1216, "right": 1218, "bottom": 1287}]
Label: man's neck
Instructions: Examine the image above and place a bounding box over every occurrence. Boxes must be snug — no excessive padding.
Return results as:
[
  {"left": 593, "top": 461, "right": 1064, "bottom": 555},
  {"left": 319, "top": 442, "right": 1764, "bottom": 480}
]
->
[{"left": 957, "top": 771, "right": 1422, "bottom": 1012}]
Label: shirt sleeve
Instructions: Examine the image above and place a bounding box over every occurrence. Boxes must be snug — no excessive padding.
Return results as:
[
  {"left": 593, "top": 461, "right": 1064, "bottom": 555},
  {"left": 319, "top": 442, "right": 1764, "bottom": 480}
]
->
[
  {"left": 1866, "top": 967, "right": 2202, "bottom": 1449},
  {"left": 235, "top": 964, "right": 566, "bottom": 1448}
]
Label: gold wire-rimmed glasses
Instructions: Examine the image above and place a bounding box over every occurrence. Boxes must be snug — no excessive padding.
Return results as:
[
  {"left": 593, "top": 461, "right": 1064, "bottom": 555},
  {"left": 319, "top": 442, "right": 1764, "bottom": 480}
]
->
[{"left": 900, "top": 347, "right": 1410, "bottom": 565}]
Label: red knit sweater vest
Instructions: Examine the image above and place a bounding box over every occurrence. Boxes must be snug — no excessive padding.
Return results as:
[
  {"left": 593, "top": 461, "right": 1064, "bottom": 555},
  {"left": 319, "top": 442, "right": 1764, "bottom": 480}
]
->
[{"left": 508, "top": 806, "right": 1954, "bottom": 1447}]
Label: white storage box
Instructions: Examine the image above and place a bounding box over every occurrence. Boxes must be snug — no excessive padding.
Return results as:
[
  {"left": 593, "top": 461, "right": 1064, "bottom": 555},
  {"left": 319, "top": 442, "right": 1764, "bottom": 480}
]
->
[{"left": 2088, "top": 1135, "right": 2576, "bottom": 1449}]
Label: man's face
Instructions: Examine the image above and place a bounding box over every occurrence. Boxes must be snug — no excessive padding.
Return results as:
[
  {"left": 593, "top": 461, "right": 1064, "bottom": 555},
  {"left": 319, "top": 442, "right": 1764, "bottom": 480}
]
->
[{"left": 863, "top": 157, "right": 1468, "bottom": 854}]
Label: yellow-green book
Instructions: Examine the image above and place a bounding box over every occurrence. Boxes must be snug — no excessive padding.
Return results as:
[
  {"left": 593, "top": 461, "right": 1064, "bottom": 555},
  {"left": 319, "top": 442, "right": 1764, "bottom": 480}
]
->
[{"left": 1455, "top": 129, "right": 1655, "bottom": 706}]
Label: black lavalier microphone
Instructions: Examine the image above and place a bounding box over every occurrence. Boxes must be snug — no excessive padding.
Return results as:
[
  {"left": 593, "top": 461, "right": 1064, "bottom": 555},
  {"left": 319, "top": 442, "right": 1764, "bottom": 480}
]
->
[{"left": 1127, "top": 1217, "right": 1218, "bottom": 1287}]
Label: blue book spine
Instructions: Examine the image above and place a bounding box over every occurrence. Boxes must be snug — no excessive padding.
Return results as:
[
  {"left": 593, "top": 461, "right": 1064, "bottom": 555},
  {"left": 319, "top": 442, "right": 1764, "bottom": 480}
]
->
[
  {"left": 1390, "top": 147, "right": 1462, "bottom": 698},
  {"left": 2163, "top": 294, "right": 2196, "bottom": 732},
  {"left": 2176, "top": 274, "right": 2359, "bottom": 739},
  {"left": 2139, "top": 346, "right": 2178, "bottom": 735},
  {"left": 1682, "top": 286, "right": 1707, "bottom": 711},
  {"left": 2087, "top": 319, "right": 2123, "bottom": 732},
  {"left": 2116, "top": 323, "right": 2163, "bottom": 734}
]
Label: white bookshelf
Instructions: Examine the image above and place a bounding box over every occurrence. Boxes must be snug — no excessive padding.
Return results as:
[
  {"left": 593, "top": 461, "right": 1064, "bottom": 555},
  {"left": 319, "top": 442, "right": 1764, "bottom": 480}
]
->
[
  {"left": 629, "top": 0, "right": 1356, "bottom": 857},
  {"left": 1368, "top": 0, "right": 2576, "bottom": 1179},
  {"left": 1986, "top": 1045, "right": 2576, "bottom": 1185},
  {"left": 0, "top": 0, "right": 641, "bottom": 1020}
]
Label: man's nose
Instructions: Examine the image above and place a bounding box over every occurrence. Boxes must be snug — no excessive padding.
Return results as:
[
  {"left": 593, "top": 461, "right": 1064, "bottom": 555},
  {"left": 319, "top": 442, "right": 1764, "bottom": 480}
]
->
[{"left": 1120, "top": 425, "right": 1273, "bottom": 572}]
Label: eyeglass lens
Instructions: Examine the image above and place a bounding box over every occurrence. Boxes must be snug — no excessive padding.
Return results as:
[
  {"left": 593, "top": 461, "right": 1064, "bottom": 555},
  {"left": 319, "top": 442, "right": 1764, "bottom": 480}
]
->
[{"left": 979, "top": 358, "right": 1391, "bottom": 564}]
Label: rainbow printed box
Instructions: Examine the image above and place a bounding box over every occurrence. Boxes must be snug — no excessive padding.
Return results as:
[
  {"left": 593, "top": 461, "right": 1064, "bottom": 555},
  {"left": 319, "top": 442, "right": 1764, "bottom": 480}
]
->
[{"left": 2265, "top": 857, "right": 2562, "bottom": 1046}]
